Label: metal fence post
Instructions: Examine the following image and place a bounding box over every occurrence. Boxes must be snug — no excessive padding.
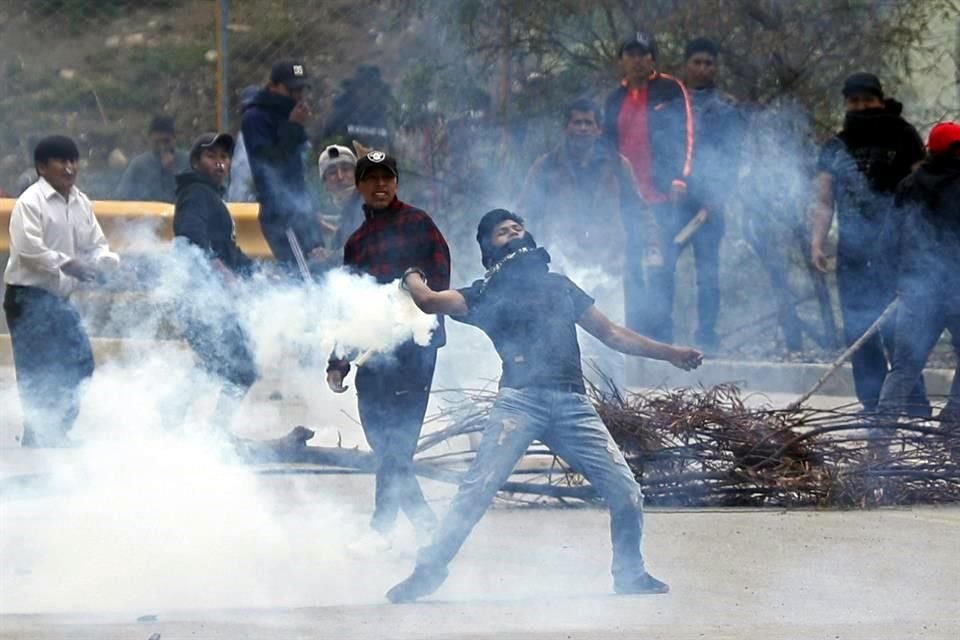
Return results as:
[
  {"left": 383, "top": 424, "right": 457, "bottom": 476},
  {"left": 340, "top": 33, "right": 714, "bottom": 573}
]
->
[{"left": 216, "top": 0, "right": 230, "bottom": 131}]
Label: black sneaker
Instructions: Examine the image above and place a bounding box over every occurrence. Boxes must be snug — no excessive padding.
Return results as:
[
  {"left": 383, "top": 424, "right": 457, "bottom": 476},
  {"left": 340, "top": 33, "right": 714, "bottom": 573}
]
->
[
  {"left": 614, "top": 572, "right": 670, "bottom": 595},
  {"left": 386, "top": 564, "right": 449, "bottom": 604}
]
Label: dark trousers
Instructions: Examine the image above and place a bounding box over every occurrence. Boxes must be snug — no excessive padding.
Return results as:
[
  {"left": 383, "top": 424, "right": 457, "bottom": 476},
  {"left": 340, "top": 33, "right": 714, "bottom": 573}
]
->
[
  {"left": 878, "top": 292, "right": 960, "bottom": 416},
  {"left": 3, "top": 285, "right": 95, "bottom": 446},
  {"left": 625, "top": 203, "right": 722, "bottom": 344},
  {"left": 355, "top": 343, "right": 438, "bottom": 534},
  {"left": 836, "top": 258, "right": 928, "bottom": 413},
  {"left": 180, "top": 307, "right": 258, "bottom": 391},
  {"left": 259, "top": 205, "right": 323, "bottom": 271}
]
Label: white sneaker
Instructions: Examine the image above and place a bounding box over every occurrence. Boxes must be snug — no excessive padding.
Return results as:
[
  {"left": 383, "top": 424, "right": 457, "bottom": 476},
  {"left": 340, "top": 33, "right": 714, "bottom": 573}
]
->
[{"left": 346, "top": 530, "right": 393, "bottom": 556}]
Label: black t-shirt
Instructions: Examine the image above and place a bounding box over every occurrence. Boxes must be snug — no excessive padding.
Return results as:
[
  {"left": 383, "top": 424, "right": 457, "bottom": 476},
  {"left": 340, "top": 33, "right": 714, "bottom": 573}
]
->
[
  {"left": 816, "top": 108, "right": 925, "bottom": 258},
  {"left": 454, "top": 272, "right": 595, "bottom": 393}
]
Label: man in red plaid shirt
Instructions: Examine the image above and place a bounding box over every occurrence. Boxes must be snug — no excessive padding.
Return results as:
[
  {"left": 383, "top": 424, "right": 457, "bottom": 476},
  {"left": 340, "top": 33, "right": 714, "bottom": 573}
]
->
[{"left": 327, "top": 150, "right": 450, "bottom": 551}]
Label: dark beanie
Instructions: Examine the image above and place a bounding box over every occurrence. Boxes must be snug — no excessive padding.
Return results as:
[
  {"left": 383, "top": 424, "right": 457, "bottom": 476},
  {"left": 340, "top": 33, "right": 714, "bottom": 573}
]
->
[
  {"left": 476, "top": 208, "right": 525, "bottom": 268},
  {"left": 842, "top": 72, "right": 884, "bottom": 99},
  {"left": 148, "top": 114, "right": 176, "bottom": 135}
]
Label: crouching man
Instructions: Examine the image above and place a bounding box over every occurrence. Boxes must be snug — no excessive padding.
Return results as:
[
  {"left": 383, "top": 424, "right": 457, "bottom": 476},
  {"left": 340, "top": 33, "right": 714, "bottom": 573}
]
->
[
  {"left": 172, "top": 132, "right": 259, "bottom": 432},
  {"left": 387, "top": 209, "right": 703, "bottom": 603}
]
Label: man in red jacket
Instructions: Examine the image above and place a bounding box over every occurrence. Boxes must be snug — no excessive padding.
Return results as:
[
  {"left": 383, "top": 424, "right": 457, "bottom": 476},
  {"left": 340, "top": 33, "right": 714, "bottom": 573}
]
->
[{"left": 605, "top": 31, "right": 694, "bottom": 344}]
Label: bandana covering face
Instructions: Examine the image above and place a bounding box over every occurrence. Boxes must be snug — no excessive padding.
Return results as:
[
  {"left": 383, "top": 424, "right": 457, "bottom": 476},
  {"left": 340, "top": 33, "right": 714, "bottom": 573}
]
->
[{"left": 480, "top": 234, "right": 551, "bottom": 293}]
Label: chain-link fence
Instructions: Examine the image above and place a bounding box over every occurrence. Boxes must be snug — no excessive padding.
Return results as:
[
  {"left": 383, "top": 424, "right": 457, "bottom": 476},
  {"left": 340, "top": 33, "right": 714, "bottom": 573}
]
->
[{"left": 0, "top": 0, "right": 400, "bottom": 200}]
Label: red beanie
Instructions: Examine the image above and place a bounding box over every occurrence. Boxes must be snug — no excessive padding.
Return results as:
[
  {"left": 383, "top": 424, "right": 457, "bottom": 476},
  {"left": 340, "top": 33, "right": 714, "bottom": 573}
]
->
[{"left": 927, "top": 121, "right": 960, "bottom": 156}]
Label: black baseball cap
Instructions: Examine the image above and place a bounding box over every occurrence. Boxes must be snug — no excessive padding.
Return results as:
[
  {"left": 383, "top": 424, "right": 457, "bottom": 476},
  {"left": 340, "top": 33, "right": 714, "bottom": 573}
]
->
[
  {"left": 189, "top": 132, "right": 235, "bottom": 162},
  {"left": 355, "top": 150, "right": 399, "bottom": 181},
  {"left": 618, "top": 31, "right": 657, "bottom": 59},
  {"left": 270, "top": 60, "right": 310, "bottom": 89},
  {"left": 842, "top": 72, "right": 883, "bottom": 98}
]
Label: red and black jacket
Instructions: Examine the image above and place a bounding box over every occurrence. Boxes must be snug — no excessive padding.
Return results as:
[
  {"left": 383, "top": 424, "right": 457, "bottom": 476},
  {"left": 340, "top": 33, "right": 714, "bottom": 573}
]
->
[{"left": 604, "top": 72, "right": 694, "bottom": 200}]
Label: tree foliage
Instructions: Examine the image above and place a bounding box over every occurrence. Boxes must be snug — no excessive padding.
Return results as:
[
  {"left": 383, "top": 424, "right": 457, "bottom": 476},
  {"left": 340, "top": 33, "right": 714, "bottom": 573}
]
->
[{"left": 392, "top": 0, "right": 959, "bottom": 133}]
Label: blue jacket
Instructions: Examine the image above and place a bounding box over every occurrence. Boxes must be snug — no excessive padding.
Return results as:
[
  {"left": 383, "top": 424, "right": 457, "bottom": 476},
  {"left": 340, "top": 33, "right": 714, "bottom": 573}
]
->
[
  {"left": 241, "top": 88, "right": 322, "bottom": 261},
  {"left": 687, "top": 86, "right": 745, "bottom": 209}
]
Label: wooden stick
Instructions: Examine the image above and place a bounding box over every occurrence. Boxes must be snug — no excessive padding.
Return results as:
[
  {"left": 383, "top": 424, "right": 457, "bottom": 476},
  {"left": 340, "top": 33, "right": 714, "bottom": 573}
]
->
[
  {"left": 787, "top": 297, "right": 899, "bottom": 410},
  {"left": 673, "top": 208, "right": 709, "bottom": 246},
  {"left": 354, "top": 348, "right": 376, "bottom": 367},
  {"left": 284, "top": 228, "right": 312, "bottom": 281}
]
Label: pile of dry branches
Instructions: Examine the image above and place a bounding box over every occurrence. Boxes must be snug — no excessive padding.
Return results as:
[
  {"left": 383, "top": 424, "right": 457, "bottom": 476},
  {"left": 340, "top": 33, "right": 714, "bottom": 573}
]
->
[
  {"left": 406, "top": 383, "right": 960, "bottom": 508},
  {"left": 591, "top": 383, "right": 960, "bottom": 508},
  {"left": 238, "top": 384, "right": 960, "bottom": 509}
]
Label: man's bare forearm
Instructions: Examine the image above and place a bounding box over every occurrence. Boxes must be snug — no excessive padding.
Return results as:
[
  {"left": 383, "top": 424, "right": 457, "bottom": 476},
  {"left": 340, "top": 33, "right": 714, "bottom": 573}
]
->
[
  {"left": 811, "top": 173, "right": 835, "bottom": 249},
  {"left": 604, "top": 325, "right": 676, "bottom": 361},
  {"left": 402, "top": 271, "right": 468, "bottom": 316}
]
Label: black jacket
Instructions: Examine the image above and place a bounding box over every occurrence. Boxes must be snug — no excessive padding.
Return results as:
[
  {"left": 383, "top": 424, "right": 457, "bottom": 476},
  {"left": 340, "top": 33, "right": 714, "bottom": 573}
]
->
[
  {"left": 895, "top": 155, "right": 960, "bottom": 297},
  {"left": 173, "top": 171, "right": 254, "bottom": 276},
  {"left": 817, "top": 100, "right": 925, "bottom": 258},
  {"left": 321, "top": 81, "right": 392, "bottom": 150},
  {"left": 604, "top": 73, "right": 694, "bottom": 197},
  {"left": 240, "top": 88, "right": 322, "bottom": 260}
]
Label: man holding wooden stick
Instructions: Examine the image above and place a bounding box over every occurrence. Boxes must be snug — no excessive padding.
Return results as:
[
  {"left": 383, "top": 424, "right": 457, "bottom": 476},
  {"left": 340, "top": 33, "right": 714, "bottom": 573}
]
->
[
  {"left": 386, "top": 209, "right": 701, "bottom": 603},
  {"left": 876, "top": 122, "right": 960, "bottom": 421}
]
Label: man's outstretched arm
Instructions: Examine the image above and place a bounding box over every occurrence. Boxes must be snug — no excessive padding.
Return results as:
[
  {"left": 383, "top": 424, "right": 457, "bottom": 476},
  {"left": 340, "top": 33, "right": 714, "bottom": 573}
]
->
[
  {"left": 402, "top": 268, "right": 469, "bottom": 316},
  {"left": 577, "top": 305, "right": 702, "bottom": 370}
]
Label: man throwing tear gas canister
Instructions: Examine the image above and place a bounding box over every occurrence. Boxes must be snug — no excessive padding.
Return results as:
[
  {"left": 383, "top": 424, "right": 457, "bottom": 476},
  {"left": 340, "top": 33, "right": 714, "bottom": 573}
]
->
[{"left": 386, "top": 209, "right": 702, "bottom": 603}]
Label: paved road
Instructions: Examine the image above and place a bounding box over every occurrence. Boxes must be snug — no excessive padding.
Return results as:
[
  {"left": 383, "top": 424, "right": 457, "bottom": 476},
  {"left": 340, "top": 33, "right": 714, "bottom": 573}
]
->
[
  {"left": 2, "top": 358, "right": 959, "bottom": 639},
  {"left": 2, "top": 465, "right": 959, "bottom": 639}
]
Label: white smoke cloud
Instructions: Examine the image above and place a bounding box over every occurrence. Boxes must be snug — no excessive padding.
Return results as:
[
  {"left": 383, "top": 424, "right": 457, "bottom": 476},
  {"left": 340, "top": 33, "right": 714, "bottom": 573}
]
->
[{"left": 0, "top": 218, "right": 448, "bottom": 613}]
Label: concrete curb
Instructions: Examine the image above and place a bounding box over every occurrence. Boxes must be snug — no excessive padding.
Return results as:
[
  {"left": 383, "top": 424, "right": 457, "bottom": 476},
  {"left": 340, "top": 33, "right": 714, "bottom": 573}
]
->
[
  {"left": 627, "top": 357, "right": 955, "bottom": 398},
  {"left": 1, "top": 334, "right": 954, "bottom": 398}
]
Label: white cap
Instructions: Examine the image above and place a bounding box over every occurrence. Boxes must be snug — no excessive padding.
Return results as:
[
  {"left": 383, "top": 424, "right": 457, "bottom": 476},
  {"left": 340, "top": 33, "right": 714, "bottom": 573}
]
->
[{"left": 318, "top": 144, "right": 357, "bottom": 177}]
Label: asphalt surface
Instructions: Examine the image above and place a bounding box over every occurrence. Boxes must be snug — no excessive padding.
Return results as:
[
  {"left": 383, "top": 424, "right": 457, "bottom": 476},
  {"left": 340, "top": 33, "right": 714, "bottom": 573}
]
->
[
  {"left": 1, "top": 484, "right": 958, "bottom": 639},
  {"left": 2, "top": 353, "right": 959, "bottom": 639}
]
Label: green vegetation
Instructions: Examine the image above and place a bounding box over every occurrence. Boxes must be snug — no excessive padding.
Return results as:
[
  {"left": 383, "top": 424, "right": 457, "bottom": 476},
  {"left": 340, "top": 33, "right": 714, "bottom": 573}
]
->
[{"left": 29, "top": 0, "right": 180, "bottom": 20}]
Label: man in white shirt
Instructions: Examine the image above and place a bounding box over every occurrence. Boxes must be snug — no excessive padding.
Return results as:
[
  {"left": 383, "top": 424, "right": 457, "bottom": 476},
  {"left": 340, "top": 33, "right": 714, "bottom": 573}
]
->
[{"left": 3, "top": 135, "right": 119, "bottom": 447}]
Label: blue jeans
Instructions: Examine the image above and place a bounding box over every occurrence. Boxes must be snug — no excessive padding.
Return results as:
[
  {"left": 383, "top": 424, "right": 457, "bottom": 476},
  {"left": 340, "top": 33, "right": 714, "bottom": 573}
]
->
[
  {"left": 837, "top": 255, "right": 928, "bottom": 413},
  {"left": 877, "top": 292, "right": 960, "bottom": 416},
  {"left": 3, "top": 285, "right": 94, "bottom": 446},
  {"left": 417, "top": 387, "right": 646, "bottom": 584}
]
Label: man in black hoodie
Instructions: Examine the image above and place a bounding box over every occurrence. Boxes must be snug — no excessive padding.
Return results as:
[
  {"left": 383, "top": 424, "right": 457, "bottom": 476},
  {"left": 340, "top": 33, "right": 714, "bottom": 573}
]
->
[
  {"left": 173, "top": 132, "right": 258, "bottom": 432},
  {"left": 876, "top": 122, "right": 960, "bottom": 420},
  {"left": 241, "top": 61, "right": 325, "bottom": 270},
  {"left": 810, "top": 72, "right": 928, "bottom": 415}
]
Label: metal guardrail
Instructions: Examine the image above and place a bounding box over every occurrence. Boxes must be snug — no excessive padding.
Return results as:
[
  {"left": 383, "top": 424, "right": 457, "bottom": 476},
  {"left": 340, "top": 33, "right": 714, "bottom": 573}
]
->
[{"left": 0, "top": 198, "right": 271, "bottom": 258}]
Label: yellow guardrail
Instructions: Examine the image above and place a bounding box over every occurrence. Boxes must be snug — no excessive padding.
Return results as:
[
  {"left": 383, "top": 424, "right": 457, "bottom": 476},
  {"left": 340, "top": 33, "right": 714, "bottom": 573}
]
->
[{"left": 0, "top": 198, "right": 273, "bottom": 258}]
